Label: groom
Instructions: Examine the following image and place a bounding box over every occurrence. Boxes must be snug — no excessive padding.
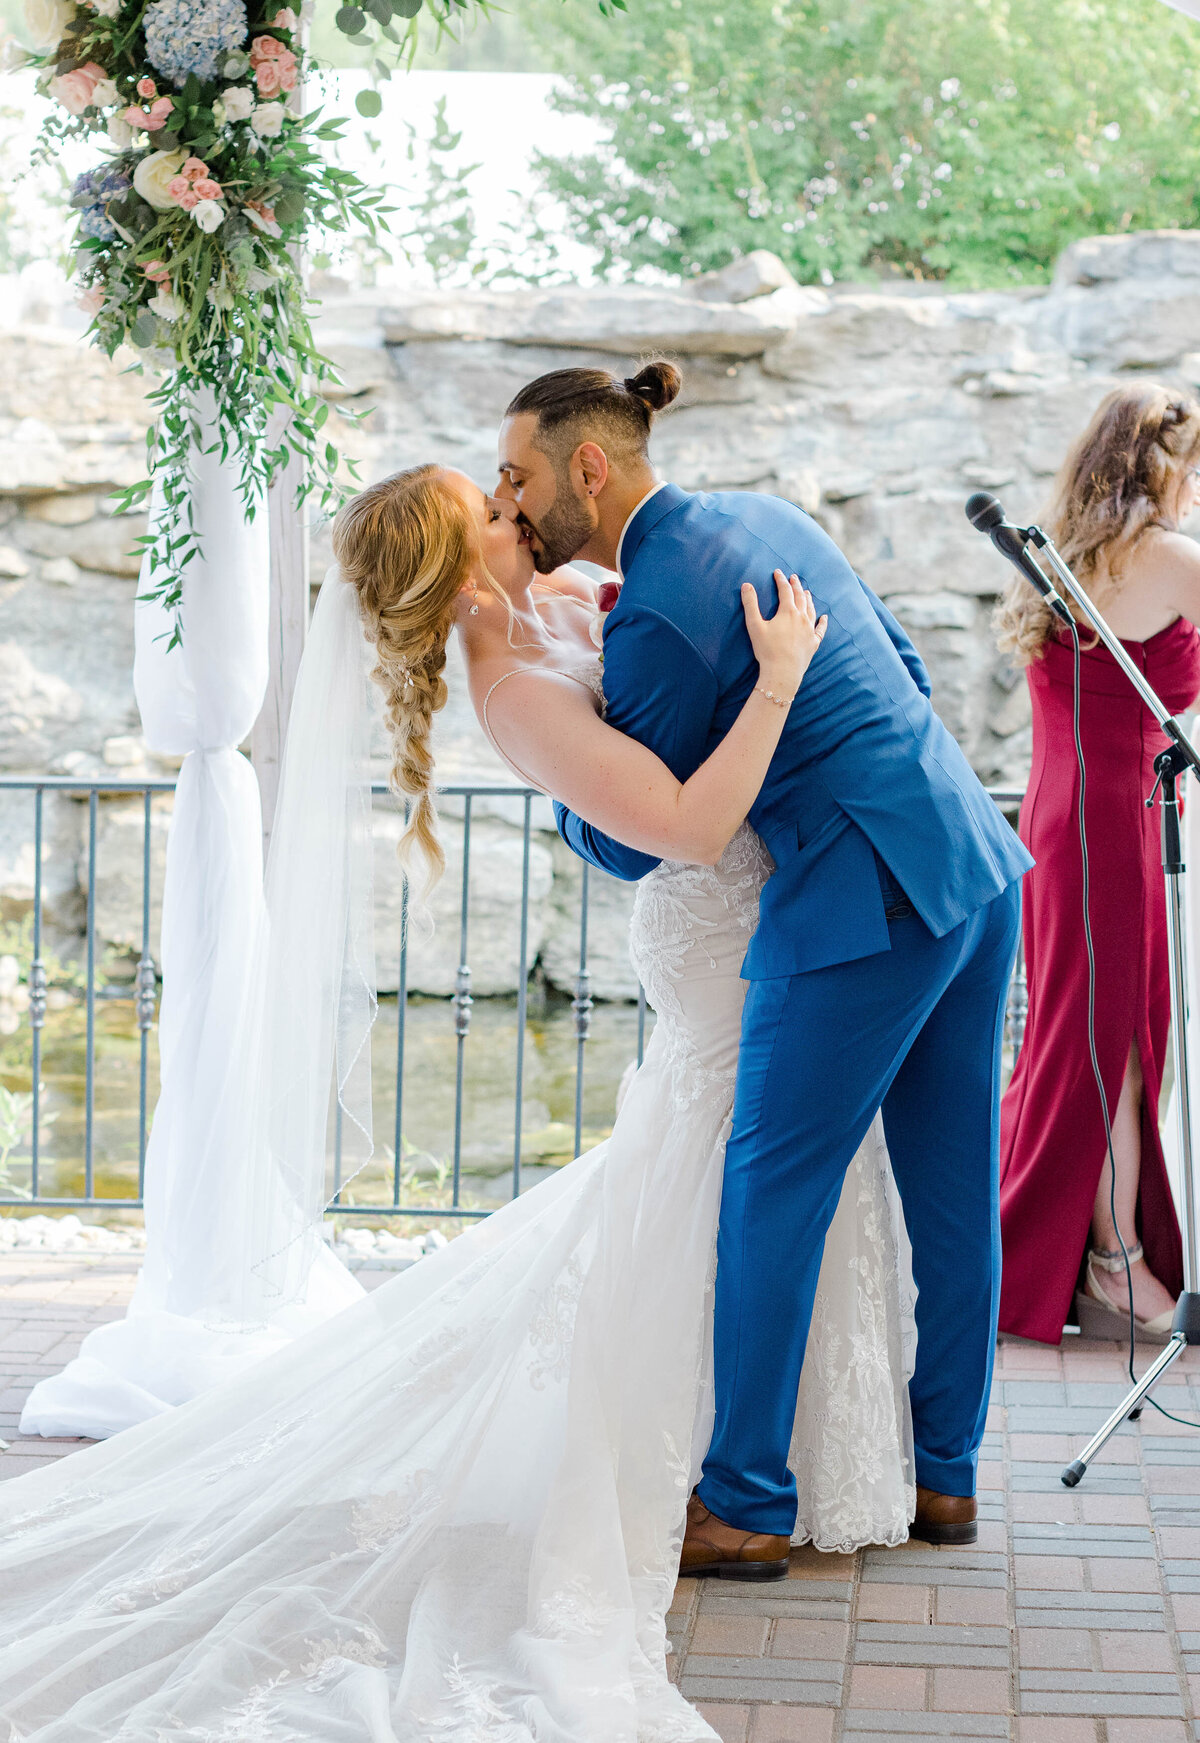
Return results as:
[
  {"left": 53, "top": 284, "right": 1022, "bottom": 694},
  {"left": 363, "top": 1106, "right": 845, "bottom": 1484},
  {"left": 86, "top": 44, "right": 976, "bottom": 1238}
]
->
[{"left": 495, "top": 362, "right": 1031, "bottom": 1574}]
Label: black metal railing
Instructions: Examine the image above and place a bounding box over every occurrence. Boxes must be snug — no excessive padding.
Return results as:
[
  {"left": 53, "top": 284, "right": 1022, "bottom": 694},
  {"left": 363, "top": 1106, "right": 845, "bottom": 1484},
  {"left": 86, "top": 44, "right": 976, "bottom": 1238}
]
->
[{"left": 0, "top": 775, "right": 1024, "bottom": 1222}]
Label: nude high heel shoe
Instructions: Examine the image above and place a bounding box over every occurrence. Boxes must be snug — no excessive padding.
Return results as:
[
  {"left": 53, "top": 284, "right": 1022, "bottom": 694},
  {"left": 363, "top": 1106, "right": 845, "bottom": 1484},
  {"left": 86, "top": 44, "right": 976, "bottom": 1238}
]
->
[{"left": 1074, "top": 1243, "right": 1175, "bottom": 1344}]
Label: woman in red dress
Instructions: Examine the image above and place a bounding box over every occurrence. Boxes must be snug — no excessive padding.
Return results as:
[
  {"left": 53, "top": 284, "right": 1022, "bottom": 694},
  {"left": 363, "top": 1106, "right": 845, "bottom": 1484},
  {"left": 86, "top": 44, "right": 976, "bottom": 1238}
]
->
[{"left": 997, "top": 385, "right": 1200, "bottom": 1346}]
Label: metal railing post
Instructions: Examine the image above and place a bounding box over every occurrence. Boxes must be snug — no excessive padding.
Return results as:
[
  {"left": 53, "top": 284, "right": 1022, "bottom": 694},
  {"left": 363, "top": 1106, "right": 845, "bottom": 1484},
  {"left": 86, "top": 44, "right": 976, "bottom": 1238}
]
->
[
  {"left": 512, "top": 795, "right": 532, "bottom": 1201},
  {"left": 393, "top": 816, "right": 409, "bottom": 1209},
  {"left": 572, "top": 864, "right": 593, "bottom": 1161},
  {"left": 136, "top": 788, "right": 156, "bottom": 1196},
  {"left": 29, "top": 788, "right": 46, "bottom": 1200},
  {"left": 451, "top": 795, "right": 474, "bottom": 1207},
  {"left": 84, "top": 789, "right": 98, "bottom": 1199}
]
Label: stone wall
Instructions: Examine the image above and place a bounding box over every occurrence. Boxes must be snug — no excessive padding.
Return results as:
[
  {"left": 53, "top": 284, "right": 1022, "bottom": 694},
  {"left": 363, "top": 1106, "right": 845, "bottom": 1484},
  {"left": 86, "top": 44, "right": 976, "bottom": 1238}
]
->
[{"left": 2, "top": 230, "right": 1199, "bottom": 998}]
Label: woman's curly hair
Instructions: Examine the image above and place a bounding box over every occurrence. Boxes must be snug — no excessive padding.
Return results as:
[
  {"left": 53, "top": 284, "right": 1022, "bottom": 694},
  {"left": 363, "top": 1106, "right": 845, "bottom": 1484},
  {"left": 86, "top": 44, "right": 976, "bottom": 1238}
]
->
[{"left": 995, "top": 384, "right": 1200, "bottom": 664}]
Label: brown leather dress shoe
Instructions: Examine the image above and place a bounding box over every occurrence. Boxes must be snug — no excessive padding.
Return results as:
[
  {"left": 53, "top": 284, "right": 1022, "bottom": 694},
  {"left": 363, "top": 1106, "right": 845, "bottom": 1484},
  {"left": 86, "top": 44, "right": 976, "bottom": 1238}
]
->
[
  {"left": 680, "top": 1493, "right": 790, "bottom": 1581},
  {"left": 909, "top": 1484, "right": 978, "bottom": 1546}
]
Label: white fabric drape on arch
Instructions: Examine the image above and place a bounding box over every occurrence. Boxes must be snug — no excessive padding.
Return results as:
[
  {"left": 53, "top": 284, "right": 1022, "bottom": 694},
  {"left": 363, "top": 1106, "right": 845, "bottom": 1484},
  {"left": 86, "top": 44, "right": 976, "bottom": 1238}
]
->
[{"left": 20, "top": 404, "right": 366, "bottom": 1441}]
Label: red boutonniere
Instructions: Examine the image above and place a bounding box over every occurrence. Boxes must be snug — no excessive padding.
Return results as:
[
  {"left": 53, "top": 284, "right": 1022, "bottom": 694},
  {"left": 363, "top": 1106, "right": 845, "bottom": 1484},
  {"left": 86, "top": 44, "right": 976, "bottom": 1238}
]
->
[{"left": 589, "top": 580, "right": 623, "bottom": 651}]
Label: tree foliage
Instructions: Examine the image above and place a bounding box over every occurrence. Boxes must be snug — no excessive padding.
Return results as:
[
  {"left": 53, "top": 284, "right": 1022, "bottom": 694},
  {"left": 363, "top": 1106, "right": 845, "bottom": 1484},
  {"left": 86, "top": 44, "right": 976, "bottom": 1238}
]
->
[{"left": 531, "top": 0, "right": 1200, "bottom": 286}]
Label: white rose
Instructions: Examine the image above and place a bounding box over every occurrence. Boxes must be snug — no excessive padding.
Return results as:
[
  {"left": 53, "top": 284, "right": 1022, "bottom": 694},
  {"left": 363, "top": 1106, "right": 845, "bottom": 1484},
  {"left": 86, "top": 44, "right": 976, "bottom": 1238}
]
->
[
  {"left": 132, "top": 149, "right": 188, "bottom": 212},
  {"left": 90, "top": 76, "right": 119, "bottom": 106},
  {"left": 192, "top": 199, "right": 225, "bottom": 233},
  {"left": 22, "top": 0, "right": 73, "bottom": 52},
  {"left": 250, "top": 101, "right": 285, "bottom": 139},
  {"left": 91, "top": 0, "right": 121, "bottom": 16},
  {"left": 148, "top": 287, "right": 183, "bottom": 322},
  {"left": 107, "top": 111, "right": 134, "bottom": 147},
  {"left": 222, "top": 85, "right": 254, "bottom": 122}
]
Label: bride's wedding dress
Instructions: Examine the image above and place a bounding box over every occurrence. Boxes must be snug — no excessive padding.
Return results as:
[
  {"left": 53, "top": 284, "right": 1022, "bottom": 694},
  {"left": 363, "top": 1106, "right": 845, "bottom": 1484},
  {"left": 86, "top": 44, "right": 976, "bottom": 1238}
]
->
[{"left": 0, "top": 823, "right": 914, "bottom": 1743}]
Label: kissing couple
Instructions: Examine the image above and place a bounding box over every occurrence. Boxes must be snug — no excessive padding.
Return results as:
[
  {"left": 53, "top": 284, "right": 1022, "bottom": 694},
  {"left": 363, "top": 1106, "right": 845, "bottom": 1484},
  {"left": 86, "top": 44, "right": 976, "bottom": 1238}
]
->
[{"left": 0, "top": 360, "right": 1029, "bottom": 1742}]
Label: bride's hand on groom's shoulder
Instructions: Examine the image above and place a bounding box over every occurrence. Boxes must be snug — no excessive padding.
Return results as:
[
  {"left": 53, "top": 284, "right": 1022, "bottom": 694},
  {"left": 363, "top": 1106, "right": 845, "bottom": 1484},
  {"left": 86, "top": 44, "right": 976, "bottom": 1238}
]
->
[{"left": 742, "top": 570, "right": 828, "bottom": 698}]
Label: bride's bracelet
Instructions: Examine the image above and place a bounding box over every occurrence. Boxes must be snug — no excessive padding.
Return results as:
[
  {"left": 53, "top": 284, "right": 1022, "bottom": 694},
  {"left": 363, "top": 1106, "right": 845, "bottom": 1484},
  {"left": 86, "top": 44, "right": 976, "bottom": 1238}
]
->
[{"left": 755, "top": 683, "right": 795, "bottom": 709}]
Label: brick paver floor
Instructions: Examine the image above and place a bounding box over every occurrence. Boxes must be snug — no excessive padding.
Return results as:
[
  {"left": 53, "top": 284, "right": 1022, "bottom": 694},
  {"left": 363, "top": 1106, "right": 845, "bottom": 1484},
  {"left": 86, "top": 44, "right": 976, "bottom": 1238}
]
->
[{"left": 4, "top": 1250, "right": 1200, "bottom": 1741}]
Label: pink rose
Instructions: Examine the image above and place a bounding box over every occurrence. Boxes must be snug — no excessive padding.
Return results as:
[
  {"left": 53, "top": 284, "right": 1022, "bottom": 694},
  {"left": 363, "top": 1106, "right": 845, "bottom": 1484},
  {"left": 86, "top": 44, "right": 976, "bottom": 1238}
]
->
[
  {"left": 136, "top": 76, "right": 157, "bottom": 98},
  {"left": 272, "top": 7, "right": 297, "bottom": 26},
  {"left": 176, "top": 189, "right": 199, "bottom": 210},
  {"left": 193, "top": 177, "right": 222, "bottom": 201},
  {"left": 253, "top": 58, "right": 282, "bottom": 95},
  {"left": 250, "top": 33, "right": 285, "bottom": 60},
  {"left": 167, "top": 176, "right": 191, "bottom": 200},
  {"left": 49, "top": 61, "right": 108, "bottom": 116},
  {"left": 77, "top": 286, "right": 105, "bottom": 316},
  {"left": 181, "top": 157, "right": 208, "bottom": 177},
  {"left": 127, "top": 95, "right": 174, "bottom": 130},
  {"left": 141, "top": 260, "right": 171, "bottom": 283}
]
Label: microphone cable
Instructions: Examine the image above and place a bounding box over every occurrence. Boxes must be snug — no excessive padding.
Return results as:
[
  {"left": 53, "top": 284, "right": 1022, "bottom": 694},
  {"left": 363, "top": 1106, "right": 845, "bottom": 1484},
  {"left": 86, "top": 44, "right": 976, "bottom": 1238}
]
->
[{"left": 1069, "top": 617, "right": 1199, "bottom": 1427}]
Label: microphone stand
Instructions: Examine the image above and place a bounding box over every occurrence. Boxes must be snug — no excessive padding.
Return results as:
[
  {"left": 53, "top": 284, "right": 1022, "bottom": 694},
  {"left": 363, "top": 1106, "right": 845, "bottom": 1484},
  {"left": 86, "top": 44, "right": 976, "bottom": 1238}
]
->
[{"left": 1010, "top": 522, "right": 1200, "bottom": 1486}]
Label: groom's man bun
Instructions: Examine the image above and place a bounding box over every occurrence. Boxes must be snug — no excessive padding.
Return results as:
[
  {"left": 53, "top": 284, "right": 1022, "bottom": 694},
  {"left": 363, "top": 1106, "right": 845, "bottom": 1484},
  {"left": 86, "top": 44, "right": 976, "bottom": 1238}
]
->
[
  {"left": 505, "top": 358, "right": 681, "bottom": 466},
  {"left": 623, "top": 359, "right": 683, "bottom": 414}
]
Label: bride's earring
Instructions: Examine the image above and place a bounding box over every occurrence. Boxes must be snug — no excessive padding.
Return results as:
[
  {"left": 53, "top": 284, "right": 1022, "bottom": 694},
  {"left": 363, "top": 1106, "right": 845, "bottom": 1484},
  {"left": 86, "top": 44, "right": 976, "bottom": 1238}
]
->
[{"left": 469, "top": 579, "right": 479, "bottom": 616}]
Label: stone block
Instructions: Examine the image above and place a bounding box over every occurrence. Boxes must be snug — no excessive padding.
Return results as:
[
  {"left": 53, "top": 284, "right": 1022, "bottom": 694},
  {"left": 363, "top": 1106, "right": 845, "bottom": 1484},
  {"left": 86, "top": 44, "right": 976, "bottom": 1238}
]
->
[
  {"left": 381, "top": 285, "right": 799, "bottom": 357},
  {"left": 25, "top": 493, "right": 97, "bottom": 526},
  {"left": 693, "top": 250, "right": 799, "bottom": 304},
  {"left": 1054, "top": 229, "right": 1200, "bottom": 288},
  {"left": 1039, "top": 283, "right": 1200, "bottom": 369},
  {"left": 0, "top": 644, "right": 84, "bottom": 769},
  {"left": 20, "top": 514, "right": 145, "bottom": 578},
  {"left": 40, "top": 558, "right": 79, "bottom": 587}
]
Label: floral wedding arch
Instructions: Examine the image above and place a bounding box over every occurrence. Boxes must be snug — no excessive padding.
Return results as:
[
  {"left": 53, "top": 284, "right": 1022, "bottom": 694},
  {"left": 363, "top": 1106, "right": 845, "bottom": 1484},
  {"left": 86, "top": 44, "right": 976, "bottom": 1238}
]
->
[{"left": 19, "top": 0, "right": 495, "bottom": 634}]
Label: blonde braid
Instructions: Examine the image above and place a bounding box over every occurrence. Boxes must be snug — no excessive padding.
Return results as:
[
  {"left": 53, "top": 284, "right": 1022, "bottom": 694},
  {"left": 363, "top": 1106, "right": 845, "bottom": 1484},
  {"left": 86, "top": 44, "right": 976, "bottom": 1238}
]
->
[{"left": 333, "top": 464, "right": 479, "bottom": 894}]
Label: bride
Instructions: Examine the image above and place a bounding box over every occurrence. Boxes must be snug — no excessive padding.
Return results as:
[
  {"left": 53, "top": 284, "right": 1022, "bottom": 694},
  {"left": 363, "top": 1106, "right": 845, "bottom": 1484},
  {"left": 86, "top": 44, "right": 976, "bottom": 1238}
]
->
[{"left": 0, "top": 462, "right": 915, "bottom": 1743}]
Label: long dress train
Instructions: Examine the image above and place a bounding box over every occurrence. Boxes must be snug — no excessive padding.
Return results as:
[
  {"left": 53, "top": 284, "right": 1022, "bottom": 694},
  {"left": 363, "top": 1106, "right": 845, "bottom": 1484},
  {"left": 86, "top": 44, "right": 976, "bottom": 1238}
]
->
[{"left": 0, "top": 825, "right": 914, "bottom": 1742}]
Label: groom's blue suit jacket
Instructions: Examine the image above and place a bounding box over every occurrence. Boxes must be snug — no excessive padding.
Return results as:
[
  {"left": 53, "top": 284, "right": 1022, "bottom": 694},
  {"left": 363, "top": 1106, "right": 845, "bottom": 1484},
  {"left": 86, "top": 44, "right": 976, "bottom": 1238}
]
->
[{"left": 555, "top": 484, "right": 1032, "bottom": 978}]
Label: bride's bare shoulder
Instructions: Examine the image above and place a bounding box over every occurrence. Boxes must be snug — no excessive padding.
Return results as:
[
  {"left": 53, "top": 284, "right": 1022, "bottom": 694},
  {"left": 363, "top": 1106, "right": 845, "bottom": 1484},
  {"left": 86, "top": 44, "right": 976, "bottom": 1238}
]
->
[
  {"left": 535, "top": 566, "right": 600, "bottom": 606},
  {"left": 483, "top": 665, "right": 597, "bottom": 724}
]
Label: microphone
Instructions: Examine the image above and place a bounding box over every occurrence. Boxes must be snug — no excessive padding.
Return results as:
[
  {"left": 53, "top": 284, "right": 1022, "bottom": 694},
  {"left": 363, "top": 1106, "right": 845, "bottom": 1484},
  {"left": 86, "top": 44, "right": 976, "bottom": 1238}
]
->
[{"left": 965, "top": 492, "right": 1073, "bottom": 624}]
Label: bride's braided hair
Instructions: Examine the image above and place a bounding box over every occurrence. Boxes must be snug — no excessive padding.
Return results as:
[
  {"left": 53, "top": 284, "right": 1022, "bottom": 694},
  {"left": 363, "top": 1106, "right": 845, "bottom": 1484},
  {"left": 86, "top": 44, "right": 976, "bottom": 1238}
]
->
[{"left": 333, "top": 464, "right": 482, "bottom": 891}]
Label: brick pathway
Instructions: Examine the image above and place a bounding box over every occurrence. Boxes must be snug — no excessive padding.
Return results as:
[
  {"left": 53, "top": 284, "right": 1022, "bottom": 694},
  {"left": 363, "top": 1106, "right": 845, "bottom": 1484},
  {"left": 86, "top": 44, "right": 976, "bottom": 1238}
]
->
[{"left": 4, "top": 1252, "right": 1200, "bottom": 1741}]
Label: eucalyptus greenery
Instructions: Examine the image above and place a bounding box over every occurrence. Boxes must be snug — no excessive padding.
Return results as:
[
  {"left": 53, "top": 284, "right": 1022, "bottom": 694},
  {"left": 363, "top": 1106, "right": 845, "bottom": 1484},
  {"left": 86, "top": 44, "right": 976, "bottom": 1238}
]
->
[{"left": 22, "top": 0, "right": 403, "bottom": 634}]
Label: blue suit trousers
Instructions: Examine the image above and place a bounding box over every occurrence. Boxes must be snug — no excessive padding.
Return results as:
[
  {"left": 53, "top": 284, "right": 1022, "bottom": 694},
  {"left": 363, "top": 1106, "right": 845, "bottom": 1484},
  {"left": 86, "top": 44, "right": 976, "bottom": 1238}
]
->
[{"left": 698, "top": 876, "right": 1022, "bottom": 1536}]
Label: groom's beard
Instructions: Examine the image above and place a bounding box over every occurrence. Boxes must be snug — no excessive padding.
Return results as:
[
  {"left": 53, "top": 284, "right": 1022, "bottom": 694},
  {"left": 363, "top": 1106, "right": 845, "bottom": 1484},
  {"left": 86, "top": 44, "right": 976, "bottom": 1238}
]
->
[{"left": 524, "top": 489, "right": 594, "bottom": 574}]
